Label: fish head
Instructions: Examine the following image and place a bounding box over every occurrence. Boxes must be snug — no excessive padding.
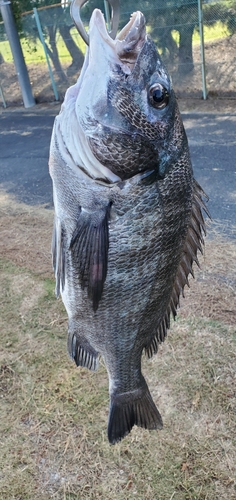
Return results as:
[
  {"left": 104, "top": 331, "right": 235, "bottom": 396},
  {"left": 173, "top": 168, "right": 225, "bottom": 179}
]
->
[{"left": 69, "top": 9, "right": 188, "bottom": 181}]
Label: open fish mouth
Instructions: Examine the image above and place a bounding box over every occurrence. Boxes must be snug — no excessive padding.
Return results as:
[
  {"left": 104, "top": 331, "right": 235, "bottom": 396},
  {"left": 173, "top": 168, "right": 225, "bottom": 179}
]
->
[
  {"left": 86, "top": 8, "right": 147, "bottom": 71},
  {"left": 71, "top": 0, "right": 146, "bottom": 67}
]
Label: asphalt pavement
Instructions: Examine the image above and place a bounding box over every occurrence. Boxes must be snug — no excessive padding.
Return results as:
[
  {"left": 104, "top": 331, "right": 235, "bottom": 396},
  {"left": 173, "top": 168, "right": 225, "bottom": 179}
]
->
[{"left": 0, "top": 105, "right": 235, "bottom": 237}]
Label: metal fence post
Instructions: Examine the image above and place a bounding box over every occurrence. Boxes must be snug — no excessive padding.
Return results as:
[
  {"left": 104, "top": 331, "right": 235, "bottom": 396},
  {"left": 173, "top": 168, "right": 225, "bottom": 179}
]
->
[
  {"left": 0, "top": 0, "right": 35, "bottom": 107},
  {"left": 104, "top": 0, "right": 111, "bottom": 32},
  {"left": 0, "top": 82, "right": 7, "bottom": 108},
  {"left": 198, "top": 0, "right": 207, "bottom": 100},
  {"left": 33, "top": 7, "right": 59, "bottom": 101}
]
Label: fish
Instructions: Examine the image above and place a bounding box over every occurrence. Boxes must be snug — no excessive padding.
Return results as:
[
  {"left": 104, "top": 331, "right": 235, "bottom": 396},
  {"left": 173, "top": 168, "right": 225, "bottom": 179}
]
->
[{"left": 49, "top": 8, "right": 209, "bottom": 444}]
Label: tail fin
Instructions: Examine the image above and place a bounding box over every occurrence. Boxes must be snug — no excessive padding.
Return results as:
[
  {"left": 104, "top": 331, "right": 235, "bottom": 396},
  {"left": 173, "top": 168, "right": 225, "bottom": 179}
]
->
[{"left": 108, "top": 381, "right": 163, "bottom": 444}]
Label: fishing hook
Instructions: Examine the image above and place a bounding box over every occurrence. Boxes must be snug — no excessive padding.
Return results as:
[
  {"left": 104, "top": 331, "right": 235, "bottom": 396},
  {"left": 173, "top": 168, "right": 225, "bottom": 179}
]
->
[{"left": 70, "top": 0, "right": 120, "bottom": 45}]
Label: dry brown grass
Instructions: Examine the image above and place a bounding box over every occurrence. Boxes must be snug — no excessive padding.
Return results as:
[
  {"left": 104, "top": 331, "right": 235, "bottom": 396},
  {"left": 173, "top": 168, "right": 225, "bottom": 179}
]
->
[
  {"left": 0, "top": 193, "right": 235, "bottom": 500},
  {"left": 180, "top": 223, "right": 236, "bottom": 326},
  {"left": 0, "top": 192, "right": 53, "bottom": 277}
]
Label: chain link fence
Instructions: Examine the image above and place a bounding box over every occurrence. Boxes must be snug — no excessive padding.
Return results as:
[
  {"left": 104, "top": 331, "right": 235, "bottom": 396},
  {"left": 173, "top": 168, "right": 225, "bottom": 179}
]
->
[{"left": 0, "top": 0, "right": 236, "bottom": 106}]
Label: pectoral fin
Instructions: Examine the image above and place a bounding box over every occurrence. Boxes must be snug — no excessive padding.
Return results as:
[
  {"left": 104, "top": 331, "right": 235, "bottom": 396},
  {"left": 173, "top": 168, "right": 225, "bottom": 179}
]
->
[{"left": 69, "top": 204, "right": 111, "bottom": 311}]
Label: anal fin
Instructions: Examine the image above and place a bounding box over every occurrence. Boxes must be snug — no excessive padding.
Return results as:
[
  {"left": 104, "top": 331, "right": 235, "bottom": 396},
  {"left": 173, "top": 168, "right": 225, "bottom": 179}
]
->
[{"left": 67, "top": 330, "right": 99, "bottom": 371}]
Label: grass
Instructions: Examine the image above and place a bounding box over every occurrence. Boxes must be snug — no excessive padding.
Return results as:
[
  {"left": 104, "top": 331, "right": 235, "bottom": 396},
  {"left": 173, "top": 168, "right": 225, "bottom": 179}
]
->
[
  {"left": 172, "top": 21, "right": 230, "bottom": 47},
  {"left": 0, "top": 21, "right": 231, "bottom": 65},
  {"left": 0, "top": 27, "right": 87, "bottom": 65},
  {"left": 0, "top": 197, "right": 235, "bottom": 499}
]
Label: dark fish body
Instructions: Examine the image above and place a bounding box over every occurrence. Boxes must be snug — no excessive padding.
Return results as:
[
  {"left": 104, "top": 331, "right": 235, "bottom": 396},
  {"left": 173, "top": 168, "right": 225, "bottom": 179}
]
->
[{"left": 49, "top": 9, "right": 208, "bottom": 444}]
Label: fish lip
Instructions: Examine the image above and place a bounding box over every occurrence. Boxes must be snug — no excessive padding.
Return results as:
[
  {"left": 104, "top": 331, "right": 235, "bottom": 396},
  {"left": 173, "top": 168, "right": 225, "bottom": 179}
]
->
[
  {"left": 89, "top": 9, "right": 146, "bottom": 67},
  {"left": 116, "top": 11, "right": 146, "bottom": 63}
]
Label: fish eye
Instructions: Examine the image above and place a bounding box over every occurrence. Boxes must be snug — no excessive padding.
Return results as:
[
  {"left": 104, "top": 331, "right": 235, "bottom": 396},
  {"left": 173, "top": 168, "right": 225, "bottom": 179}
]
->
[{"left": 149, "top": 83, "right": 169, "bottom": 110}]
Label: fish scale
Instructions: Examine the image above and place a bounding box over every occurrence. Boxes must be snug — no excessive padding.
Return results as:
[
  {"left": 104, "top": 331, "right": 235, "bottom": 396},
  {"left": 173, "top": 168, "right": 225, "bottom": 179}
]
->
[{"left": 49, "top": 7, "right": 209, "bottom": 444}]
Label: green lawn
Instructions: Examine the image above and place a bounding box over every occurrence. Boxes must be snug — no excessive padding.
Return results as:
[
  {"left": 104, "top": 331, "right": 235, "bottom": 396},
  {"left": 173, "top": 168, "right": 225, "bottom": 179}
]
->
[
  {"left": 0, "top": 27, "right": 87, "bottom": 64},
  {"left": 0, "top": 21, "right": 231, "bottom": 65},
  {"left": 172, "top": 20, "right": 230, "bottom": 47}
]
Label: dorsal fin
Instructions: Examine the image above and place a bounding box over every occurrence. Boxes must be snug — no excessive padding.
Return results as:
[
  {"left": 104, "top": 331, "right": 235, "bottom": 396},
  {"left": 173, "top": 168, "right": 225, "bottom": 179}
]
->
[
  {"left": 145, "top": 179, "right": 210, "bottom": 358},
  {"left": 69, "top": 204, "right": 111, "bottom": 311}
]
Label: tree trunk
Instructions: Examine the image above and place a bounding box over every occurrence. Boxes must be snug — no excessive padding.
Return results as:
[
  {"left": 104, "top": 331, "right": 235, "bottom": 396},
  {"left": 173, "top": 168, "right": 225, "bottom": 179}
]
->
[
  {"left": 59, "top": 24, "right": 84, "bottom": 76},
  {"left": 46, "top": 25, "right": 67, "bottom": 82},
  {"left": 161, "top": 29, "right": 178, "bottom": 63},
  {"left": 178, "top": 25, "right": 195, "bottom": 73}
]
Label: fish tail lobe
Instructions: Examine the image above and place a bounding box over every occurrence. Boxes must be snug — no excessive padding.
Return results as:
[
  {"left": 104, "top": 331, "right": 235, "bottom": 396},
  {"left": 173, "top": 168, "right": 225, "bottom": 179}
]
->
[{"left": 108, "top": 379, "right": 163, "bottom": 444}]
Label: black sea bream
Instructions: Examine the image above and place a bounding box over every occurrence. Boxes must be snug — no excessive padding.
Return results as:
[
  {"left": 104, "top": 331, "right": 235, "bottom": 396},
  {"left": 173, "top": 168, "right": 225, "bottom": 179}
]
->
[{"left": 49, "top": 8, "right": 209, "bottom": 444}]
